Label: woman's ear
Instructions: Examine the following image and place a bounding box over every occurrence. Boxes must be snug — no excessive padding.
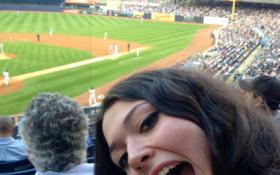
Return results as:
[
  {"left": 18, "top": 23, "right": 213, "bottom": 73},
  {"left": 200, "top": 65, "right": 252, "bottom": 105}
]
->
[{"left": 255, "top": 96, "right": 265, "bottom": 108}]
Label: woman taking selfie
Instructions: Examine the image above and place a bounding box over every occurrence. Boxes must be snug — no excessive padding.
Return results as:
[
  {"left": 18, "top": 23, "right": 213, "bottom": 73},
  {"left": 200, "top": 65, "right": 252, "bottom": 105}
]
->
[{"left": 95, "top": 68, "right": 280, "bottom": 175}]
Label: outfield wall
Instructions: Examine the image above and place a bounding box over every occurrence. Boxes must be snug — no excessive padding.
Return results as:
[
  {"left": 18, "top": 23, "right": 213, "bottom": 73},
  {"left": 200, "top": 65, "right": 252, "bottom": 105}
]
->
[
  {"left": 0, "top": 4, "right": 62, "bottom": 12},
  {"left": 0, "top": 0, "right": 63, "bottom": 5}
]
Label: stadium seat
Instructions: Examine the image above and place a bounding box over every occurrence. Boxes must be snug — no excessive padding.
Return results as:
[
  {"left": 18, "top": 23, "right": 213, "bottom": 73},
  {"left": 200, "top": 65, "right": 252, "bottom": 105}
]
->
[
  {"left": 87, "top": 157, "right": 95, "bottom": 163},
  {"left": 0, "top": 159, "right": 34, "bottom": 173},
  {"left": 0, "top": 168, "right": 36, "bottom": 175}
]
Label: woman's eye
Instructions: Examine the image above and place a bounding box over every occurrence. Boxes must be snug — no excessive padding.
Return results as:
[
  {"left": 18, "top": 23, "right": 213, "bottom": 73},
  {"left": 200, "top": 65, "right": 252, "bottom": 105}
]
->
[
  {"left": 118, "top": 152, "right": 128, "bottom": 170},
  {"left": 140, "top": 111, "right": 159, "bottom": 133}
]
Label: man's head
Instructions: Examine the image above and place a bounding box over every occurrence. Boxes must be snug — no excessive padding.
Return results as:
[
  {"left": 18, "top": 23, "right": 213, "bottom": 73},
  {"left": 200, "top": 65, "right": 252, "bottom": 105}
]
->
[
  {"left": 0, "top": 116, "right": 14, "bottom": 137},
  {"left": 239, "top": 75, "right": 280, "bottom": 116},
  {"left": 19, "top": 92, "right": 89, "bottom": 172}
]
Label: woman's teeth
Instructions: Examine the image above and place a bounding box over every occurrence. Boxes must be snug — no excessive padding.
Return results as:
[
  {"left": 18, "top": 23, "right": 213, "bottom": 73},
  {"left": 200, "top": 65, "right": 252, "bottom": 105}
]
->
[{"left": 158, "top": 165, "right": 176, "bottom": 175}]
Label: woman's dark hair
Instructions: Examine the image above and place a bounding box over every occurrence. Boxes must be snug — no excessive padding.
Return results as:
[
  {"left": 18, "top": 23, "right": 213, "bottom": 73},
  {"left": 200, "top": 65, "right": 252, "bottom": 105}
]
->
[{"left": 95, "top": 68, "right": 280, "bottom": 175}]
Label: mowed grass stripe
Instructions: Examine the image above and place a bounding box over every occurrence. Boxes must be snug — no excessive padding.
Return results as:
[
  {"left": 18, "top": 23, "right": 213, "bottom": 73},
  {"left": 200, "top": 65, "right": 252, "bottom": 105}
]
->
[
  {"left": 100, "top": 22, "right": 202, "bottom": 44},
  {"left": 115, "top": 26, "right": 200, "bottom": 45},
  {"left": 70, "top": 14, "right": 89, "bottom": 30},
  {"left": 52, "top": 13, "right": 64, "bottom": 33},
  {"left": 94, "top": 16, "right": 116, "bottom": 27},
  {"left": 2, "top": 41, "right": 92, "bottom": 75},
  {"left": 22, "top": 13, "right": 36, "bottom": 34},
  {"left": 21, "top": 13, "right": 36, "bottom": 33},
  {"left": 47, "top": 13, "right": 55, "bottom": 29},
  {"left": 35, "top": 13, "right": 48, "bottom": 33},
  {"left": 3, "top": 13, "right": 24, "bottom": 33},
  {"left": 0, "top": 13, "right": 15, "bottom": 32},
  {"left": 62, "top": 14, "right": 80, "bottom": 33}
]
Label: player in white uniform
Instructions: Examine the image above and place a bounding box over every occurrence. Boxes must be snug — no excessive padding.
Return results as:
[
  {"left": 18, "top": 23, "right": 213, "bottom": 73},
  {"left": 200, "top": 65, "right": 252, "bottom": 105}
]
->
[
  {"left": 104, "top": 32, "right": 108, "bottom": 40},
  {"left": 2, "top": 69, "right": 9, "bottom": 86},
  {"left": 114, "top": 44, "right": 119, "bottom": 57},
  {"left": 136, "top": 47, "right": 140, "bottom": 57},
  {"left": 49, "top": 28, "right": 54, "bottom": 36},
  {"left": 88, "top": 87, "right": 97, "bottom": 106}
]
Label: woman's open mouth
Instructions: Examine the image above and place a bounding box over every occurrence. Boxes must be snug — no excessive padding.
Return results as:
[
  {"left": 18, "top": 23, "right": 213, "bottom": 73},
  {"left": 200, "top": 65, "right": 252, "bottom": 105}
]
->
[{"left": 158, "top": 162, "right": 195, "bottom": 175}]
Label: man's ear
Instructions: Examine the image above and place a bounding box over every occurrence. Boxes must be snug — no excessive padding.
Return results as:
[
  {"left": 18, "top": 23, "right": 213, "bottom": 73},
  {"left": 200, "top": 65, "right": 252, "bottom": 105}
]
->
[
  {"left": 27, "top": 149, "right": 32, "bottom": 162},
  {"left": 255, "top": 96, "right": 265, "bottom": 108}
]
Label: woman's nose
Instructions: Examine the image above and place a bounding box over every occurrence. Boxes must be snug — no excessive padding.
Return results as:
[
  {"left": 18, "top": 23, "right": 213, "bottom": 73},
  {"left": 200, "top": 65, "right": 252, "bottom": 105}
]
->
[{"left": 127, "top": 142, "right": 154, "bottom": 171}]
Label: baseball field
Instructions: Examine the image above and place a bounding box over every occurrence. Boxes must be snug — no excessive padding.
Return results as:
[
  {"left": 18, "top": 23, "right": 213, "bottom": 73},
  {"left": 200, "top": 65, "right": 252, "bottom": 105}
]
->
[{"left": 0, "top": 11, "right": 211, "bottom": 115}]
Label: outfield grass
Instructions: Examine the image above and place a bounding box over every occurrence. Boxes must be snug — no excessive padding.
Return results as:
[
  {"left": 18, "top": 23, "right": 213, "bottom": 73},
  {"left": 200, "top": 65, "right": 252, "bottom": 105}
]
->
[{"left": 0, "top": 12, "right": 207, "bottom": 115}]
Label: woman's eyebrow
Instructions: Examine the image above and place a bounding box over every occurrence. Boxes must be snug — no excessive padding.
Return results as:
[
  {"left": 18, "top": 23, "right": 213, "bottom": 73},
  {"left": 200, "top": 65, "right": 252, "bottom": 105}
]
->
[
  {"left": 123, "top": 102, "right": 148, "bottom": 125},
  {"left": 109, "top": 101, "right": 148, "bottom": 155}
]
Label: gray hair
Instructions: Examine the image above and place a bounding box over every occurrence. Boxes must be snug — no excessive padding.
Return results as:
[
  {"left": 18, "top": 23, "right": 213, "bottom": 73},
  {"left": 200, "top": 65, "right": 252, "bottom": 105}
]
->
[{"left": 19, "top": 92, "right": 88, "bottom": 172}]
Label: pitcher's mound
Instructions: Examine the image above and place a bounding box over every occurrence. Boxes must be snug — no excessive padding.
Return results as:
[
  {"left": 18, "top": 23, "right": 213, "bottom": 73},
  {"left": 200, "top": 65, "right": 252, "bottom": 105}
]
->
[
  {"left": 0, "top": 79, "right": 23, "bottom": 96},
  {"left": 0, "top": 53, "right": 16, "bottom": 60}
]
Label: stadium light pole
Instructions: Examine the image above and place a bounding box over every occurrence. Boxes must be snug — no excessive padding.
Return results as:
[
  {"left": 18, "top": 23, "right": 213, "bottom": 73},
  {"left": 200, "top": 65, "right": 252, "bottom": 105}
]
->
[{"left": 231, "top": 0, "right": 236, "bottom": 22}]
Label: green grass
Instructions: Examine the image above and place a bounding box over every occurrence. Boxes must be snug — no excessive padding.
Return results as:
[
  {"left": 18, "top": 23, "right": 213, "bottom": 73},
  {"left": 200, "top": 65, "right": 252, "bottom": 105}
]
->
[
  {"left": 1, "top": 41, "right": 92, "bottom": 75},
  {"left": 0, "top": 12, "right": 207, "bottom": 115}
]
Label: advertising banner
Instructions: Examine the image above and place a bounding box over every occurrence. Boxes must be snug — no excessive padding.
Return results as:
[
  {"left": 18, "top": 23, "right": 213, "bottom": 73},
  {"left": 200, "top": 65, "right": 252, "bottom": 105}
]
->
[
  {"left": 203, "top": 16, "right": 229, "bottom": 25},
  {"left": 132, "top": 11, "right": 144, "bottom": 18},
  {"left": 151, "top": 13, "right": 175, "bottom": 22},
  {"left": 63, "top": 9, "right": 80, "bottom": 13}
]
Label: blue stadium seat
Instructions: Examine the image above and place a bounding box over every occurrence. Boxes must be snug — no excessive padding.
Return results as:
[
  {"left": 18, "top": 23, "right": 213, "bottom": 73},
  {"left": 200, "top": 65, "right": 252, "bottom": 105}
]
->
[{"left": 0, "top": 159, "right": 34, "bottom": 173}]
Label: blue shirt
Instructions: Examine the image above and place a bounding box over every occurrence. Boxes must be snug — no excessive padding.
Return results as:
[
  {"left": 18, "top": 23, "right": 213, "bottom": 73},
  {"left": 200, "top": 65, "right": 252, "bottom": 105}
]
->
[
  {"left": 35, "top": 163, "right": 94, "bottom": 175},
  {"left": 0, "top": 137, "right": 28, "bottom": 162}
]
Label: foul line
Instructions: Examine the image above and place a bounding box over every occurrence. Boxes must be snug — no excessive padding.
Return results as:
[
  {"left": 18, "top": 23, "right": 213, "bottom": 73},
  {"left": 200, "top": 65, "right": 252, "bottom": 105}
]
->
[{"left": 11, "top": 47, "right": 147, "bottom": 81}]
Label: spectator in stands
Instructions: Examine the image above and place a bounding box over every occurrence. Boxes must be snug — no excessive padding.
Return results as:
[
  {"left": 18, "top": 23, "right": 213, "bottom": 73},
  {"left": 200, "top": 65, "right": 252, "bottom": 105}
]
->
[
  {"left": 95, "top": 68, "right": 280, "bottom": 175},
  {"left": 239, "top": 75, "right": 280, "bottom": 118},
  {"left": 19, "top": 93, "right": 94, "bottom": 175},
  {"left": 0, "top": 116, "right": 27, "bottom": 162}
]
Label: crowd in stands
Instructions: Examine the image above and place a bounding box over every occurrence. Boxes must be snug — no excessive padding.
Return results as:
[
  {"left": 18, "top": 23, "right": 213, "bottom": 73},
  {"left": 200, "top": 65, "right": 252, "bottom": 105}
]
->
[
  {"left": 120, "top": 1, "right": 231, "bottom": 17},
  {"left": 170, "top": 5, "right": 280, "bottom": 80},
  {"left": 119, "top": 1, "right": 280, "bottom": 80},
  {"left": 244, "top": 52, "right": 280, "bottom": 79},
  {"left": 210, "top": 7, "right": 279, "bottom": 79}
]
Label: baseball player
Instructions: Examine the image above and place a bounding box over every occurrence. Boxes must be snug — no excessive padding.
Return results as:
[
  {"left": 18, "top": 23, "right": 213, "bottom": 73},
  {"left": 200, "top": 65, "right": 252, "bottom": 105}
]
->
[
  {"left": 2, "top": 69, "right": 9, "bottom": 86},
  {"left": 88, "top": 86, "right": 97, "bottom": 106}
]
